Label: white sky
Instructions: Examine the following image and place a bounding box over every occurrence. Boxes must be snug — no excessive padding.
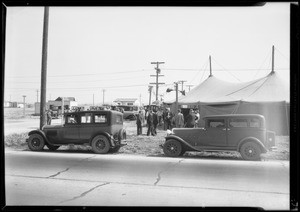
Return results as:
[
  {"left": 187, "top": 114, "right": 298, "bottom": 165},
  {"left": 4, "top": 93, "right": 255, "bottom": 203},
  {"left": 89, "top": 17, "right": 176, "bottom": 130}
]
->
[{"left": 4, "top": 3, "right": 290, "bottom": 105}]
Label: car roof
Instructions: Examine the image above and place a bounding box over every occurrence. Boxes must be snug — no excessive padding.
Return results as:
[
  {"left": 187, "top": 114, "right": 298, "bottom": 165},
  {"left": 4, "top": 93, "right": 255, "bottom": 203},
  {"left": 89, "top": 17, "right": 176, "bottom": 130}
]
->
[
  {"left": 64, "top": 110, "right": 122, "bottom": 115},
  {"left": 203, "top": 114, "right": 265, "bottom": 119}
]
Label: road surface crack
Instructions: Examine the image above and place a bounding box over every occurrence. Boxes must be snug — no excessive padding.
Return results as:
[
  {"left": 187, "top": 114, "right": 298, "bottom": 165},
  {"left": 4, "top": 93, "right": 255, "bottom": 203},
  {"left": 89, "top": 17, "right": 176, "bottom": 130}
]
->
[
  {"left": 154, "top": 159, "right": 184, "bottom": 186},
  {"left": 47, "top": 155, "right": 97, "bottom": 178},
  {"left": 58, "top": 182, "right": 110, "bottom": 204},
  {"left": 48, "top": 168, "right": 70, "bottom": 178}
]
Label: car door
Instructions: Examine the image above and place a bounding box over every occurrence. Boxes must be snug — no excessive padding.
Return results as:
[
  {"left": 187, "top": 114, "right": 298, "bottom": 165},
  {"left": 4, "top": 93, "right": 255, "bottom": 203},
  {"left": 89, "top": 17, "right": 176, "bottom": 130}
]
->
[
  {"left": 78, "top": 112, "right": 94, "bottom": 142},
  {"left": 61, "top": 113, "right": 80, "bottom": 143},
  {"left": 203, "top": 118, "right": 227, "bottom": 147}
]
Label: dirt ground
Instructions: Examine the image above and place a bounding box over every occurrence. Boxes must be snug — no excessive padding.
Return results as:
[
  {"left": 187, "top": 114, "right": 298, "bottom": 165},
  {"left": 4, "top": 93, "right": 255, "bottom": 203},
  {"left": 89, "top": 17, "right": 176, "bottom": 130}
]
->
[{"left": 4, "top": 107, "right": 290, "bottom": 161}]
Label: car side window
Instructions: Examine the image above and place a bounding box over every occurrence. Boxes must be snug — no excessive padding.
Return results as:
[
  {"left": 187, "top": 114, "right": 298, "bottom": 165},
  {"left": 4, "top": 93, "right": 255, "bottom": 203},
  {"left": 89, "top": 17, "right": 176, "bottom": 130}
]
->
[
  {"left": 250, "top": 118, "right": 261, "bottom": 128},
  {"left": 65, "top": 114, "right": 79, "bottom": 124},
  {"left": 81, "top": 113, "right": 92, "bottom": 124},
  {"left": 229, "top": 118, "right": 248, "bottom": 128},
  {"left": 208, "top": 119, "right": 225, "bottom": 128},
  {"left": 95, "top": 114, "right": 107, "bottom": 123}
]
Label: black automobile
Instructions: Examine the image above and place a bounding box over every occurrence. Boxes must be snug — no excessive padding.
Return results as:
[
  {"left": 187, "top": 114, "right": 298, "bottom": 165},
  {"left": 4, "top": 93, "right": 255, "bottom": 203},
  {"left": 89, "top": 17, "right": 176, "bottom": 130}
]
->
[
  {"left": 162, "top": 114, "right": 276, "bottom": 160},
  {"left": 26, "top": 110, "right": 127, "bottom": 154}
]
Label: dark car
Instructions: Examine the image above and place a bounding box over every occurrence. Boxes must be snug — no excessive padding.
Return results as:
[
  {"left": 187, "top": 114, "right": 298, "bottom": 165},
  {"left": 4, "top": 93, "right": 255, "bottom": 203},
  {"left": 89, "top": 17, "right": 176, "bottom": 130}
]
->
[
  {"left": 26, "top": 110, "right": 127, "bottom": 154},
  {"left": 162, "top": 114, "right": 276, "bottom": 160}
]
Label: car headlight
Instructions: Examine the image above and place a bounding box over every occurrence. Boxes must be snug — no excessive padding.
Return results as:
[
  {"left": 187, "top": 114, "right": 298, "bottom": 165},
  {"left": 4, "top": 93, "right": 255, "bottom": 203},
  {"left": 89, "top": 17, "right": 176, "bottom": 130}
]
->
[{"left": 167, "top": 129, "right": 173, "bottom": 136}]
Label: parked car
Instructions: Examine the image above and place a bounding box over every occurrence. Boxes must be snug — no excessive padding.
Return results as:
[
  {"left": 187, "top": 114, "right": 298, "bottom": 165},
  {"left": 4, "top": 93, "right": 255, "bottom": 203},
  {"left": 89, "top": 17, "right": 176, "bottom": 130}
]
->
[
  {"left": 162, "top": 114, "right": 276, "bottom": 160},
  {"left": 118, "top": 105, "right": 139, "bottom": 120},
  {"left": 26, "top": 110, "right": 127, "bottom": 154}
]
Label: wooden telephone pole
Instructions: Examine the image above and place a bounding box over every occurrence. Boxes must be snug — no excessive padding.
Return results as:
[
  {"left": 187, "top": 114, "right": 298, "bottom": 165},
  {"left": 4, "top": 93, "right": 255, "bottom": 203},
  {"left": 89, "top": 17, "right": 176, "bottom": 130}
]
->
[
  {"left": 150, "top": 62, "right": 165, "bottom": 101},
  {"left": 40, "top": 7, "right": 49, "bottom": 129}
]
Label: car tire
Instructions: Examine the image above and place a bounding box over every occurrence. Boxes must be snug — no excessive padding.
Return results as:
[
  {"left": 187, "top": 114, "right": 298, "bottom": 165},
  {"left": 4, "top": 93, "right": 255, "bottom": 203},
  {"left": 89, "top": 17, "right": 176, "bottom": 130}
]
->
[
  {"left": 240, "top": 141, "right": 262, "bottom": 161},
  {"left": 163, "top": 139, "right": 183, "bottom": 157},
  {"left": 109, "top": 145, "right": 121, "bottom": 153},
  {"left": 28, "top": 134, "right": 45, "bottom": 151},
  {"left": 91, "top": 135, "right": 110, "bottom": 154},
  {"left": 46, "top": 144, "right": 60, "bottom": 151}
]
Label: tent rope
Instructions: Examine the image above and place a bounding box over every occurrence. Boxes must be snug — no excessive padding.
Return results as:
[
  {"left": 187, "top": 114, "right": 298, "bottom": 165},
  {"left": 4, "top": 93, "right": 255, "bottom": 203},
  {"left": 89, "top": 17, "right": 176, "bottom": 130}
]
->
[{"left": 225, "top": 75, "right": 269, "bottom": 96}]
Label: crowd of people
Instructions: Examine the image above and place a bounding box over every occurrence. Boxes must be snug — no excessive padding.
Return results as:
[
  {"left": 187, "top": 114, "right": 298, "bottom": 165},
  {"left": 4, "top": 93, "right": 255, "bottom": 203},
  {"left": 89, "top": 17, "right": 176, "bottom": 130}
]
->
[{"left": 136, "top": 107, "right": 200, "bottom": 136}]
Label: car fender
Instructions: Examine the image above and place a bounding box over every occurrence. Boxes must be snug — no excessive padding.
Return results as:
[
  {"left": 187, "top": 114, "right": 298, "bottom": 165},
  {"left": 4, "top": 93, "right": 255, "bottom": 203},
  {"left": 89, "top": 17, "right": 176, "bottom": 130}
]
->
[
  {"left": 165, "top": 135, "right": 199, "bottom": 151},
  {"left": 237, "top": 137, "right": 267, "bottom": 153},
  {"left": 28, "top": 129, "right": 50, "bottom": 144},
  {"left": 89, "top": 131, "right": 115, "bottom": 147}
]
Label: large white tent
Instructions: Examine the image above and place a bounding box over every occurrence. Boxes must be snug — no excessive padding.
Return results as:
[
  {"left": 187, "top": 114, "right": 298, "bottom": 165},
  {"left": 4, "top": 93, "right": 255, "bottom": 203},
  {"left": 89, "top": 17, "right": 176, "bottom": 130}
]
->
[{"left": 164, "top": 71, "right": 290, "bottom": 135}]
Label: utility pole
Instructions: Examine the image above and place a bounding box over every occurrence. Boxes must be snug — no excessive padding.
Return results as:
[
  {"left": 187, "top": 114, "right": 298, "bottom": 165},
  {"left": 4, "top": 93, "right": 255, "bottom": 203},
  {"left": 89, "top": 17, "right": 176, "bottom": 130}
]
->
[
  {"left": 102, "top": 89, "right": 106, "bottom": 105},
  {"left": 175, "top": 82, "right": 179, "bottom": 112},
  {"left": 178, "top": 80, "right": 187, "bottom": 91},
  {"left": 139, "top": 94, "right": 142, "bottom": 107},
  {"left": 148, "top": 86, "right": 153, "bottom": 107},
  {"left": 22, "top": 95, "right": 26, "bottom": 117},
  {"left": 150, "top": 62, "right": 165, "bottom": 101},
  {"left": 186, "top": 85, "right": 193, "bottom": 92},
  {"left": 93, "top": 94, "right": 94, "bottom": 106},
  {"left": 36, "top": 89, "right": 39, "bottom": 103},
  {"left": 40, "top": 6, "right": 49, "bottom": 130}
]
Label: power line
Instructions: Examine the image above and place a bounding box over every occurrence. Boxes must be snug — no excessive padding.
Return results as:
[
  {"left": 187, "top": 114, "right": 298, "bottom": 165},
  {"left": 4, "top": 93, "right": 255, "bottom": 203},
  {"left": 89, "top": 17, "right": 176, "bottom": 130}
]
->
[{"left": 6, "top": 69, "right": 152, "bottom": 79}]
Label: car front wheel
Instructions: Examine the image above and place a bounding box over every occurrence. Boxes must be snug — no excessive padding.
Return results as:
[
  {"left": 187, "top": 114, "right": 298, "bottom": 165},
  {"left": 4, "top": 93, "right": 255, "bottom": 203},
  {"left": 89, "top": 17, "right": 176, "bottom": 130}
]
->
[
  {"left": 91, "top": 135, "right": 110, "bottom": 154},
  {"left": 28, "top": 134, "right": 45, "bottom": 151},
  {"left": 163, "top": 139, "right": 183, "bottom": 157},
  {"left": 240, "top": 141, "right": 262, "bottom": 161}
]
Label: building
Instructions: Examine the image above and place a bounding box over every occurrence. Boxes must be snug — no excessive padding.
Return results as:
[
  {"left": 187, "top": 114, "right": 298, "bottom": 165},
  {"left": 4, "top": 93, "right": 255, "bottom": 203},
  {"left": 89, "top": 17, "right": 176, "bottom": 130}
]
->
[
  {"left": 34, "top": 97, "right": 78, "bottom": 115},
  {"left": 113, "top": 98, "right": 140, "bottom": 106}
]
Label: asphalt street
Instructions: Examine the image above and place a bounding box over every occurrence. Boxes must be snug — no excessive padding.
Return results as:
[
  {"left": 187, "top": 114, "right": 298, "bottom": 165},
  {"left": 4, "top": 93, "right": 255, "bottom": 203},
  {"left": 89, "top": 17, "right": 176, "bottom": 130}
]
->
[{"left": 5, "top": 150, "right": 289, "bottom": 209}]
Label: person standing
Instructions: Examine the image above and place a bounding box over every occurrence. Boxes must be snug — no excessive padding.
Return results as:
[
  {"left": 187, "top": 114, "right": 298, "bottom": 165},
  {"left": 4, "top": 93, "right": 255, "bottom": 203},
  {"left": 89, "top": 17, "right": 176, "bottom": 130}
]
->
[
  {"left": 136, "top": 111, "right": 143, "bottom": 135},
  {"left": 147, "top": 110, "right": 155, "bottom": 136},
  {"left": 174, "top": 109, "right": 185, "bottom": 128},
  {"left": 185, "top": 109, "right": 195, "bottom": 128},
  {"left": 153, "top": 110, "right": 159, "bottom": 135},
  {"left": 194, "top": 109, "right": 200, "bottom": 128},
  {"left": 157, "top": 108, "right": 163, "bottom": 126},
  {"left": 163, "top": 108, "right": 172, "bottom": 130},
  {"left": 46, "top": 109, "right": 52, "bottom": 125}
]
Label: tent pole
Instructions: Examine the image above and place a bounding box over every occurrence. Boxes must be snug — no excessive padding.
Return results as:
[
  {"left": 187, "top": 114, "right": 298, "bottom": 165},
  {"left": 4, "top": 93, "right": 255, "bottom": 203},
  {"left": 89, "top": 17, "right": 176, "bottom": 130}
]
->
[
  {"left": 271, "top": 45, "right": 275, "bottom": 74},
  {"left": 209, "top": 55, "right": 212, "bottom": 77}
]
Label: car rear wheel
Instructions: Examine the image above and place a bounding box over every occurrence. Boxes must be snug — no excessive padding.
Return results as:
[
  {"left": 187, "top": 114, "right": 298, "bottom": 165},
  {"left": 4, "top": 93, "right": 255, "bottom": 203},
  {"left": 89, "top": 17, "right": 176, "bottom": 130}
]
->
[
  {"left": 240, "top": 141, "right": 262, "bottom": 161},
  {"left": 28, "top": 134, "right": 45, "bottom": 151},
  {"left": 46, "top": 144, "right": 60, "bottom": 151},
  {"left": 91, "top": 135, "right": 110, "bottom": 154},
  {"left": 163, "top": 139, "right": 183, "bottom": 157}
]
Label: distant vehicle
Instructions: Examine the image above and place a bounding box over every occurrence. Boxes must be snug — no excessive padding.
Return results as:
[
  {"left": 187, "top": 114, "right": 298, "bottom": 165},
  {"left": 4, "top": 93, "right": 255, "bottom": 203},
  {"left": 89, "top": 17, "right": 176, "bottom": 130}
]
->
[
  {"left": 162, "top": 114, "right": 276, "bottom": 161},
  {"left": 26, "top": 110, "right": 127, "bottom": 154},
  {"left": 117, "top": 105, "right": 139, "bottom": 120}
]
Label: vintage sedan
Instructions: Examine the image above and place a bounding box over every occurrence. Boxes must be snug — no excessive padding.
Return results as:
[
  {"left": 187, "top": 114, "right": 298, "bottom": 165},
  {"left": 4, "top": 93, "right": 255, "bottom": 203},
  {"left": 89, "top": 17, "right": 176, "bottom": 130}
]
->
[
  {"left": 162, "top": 114, "right": 276, "bottom": 160},
  {"left": 26, "top": 110, "right": 127, "bottom": 154}
]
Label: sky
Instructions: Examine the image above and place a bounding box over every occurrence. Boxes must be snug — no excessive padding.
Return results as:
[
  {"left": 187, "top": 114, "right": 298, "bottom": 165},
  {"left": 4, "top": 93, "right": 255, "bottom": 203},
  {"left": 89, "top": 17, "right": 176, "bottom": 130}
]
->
[{"left": 4, "top": 3, "right": 291, "bottom": 105}]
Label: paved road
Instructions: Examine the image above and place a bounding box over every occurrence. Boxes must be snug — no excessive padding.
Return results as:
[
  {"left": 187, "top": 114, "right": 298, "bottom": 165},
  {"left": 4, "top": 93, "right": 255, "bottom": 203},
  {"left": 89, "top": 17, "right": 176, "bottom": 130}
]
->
[{"left": 5, "top": 150, "right": 289, "bottom": 209}]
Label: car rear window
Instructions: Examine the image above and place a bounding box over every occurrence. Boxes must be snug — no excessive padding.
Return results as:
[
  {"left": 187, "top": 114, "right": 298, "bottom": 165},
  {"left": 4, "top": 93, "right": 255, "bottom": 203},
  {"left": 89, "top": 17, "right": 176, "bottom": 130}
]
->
[
  {"left": 95, "top": 114, "right": 107, "bottom": 123},
  {"left": 250, "top": 118, "right": 261, "bottom": 128},
  {"left": 116, "top": 115, "right": 123, "bottom": 124},
  {"left": 229, "top": 118, "right": 248, "bottom": 128}
]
